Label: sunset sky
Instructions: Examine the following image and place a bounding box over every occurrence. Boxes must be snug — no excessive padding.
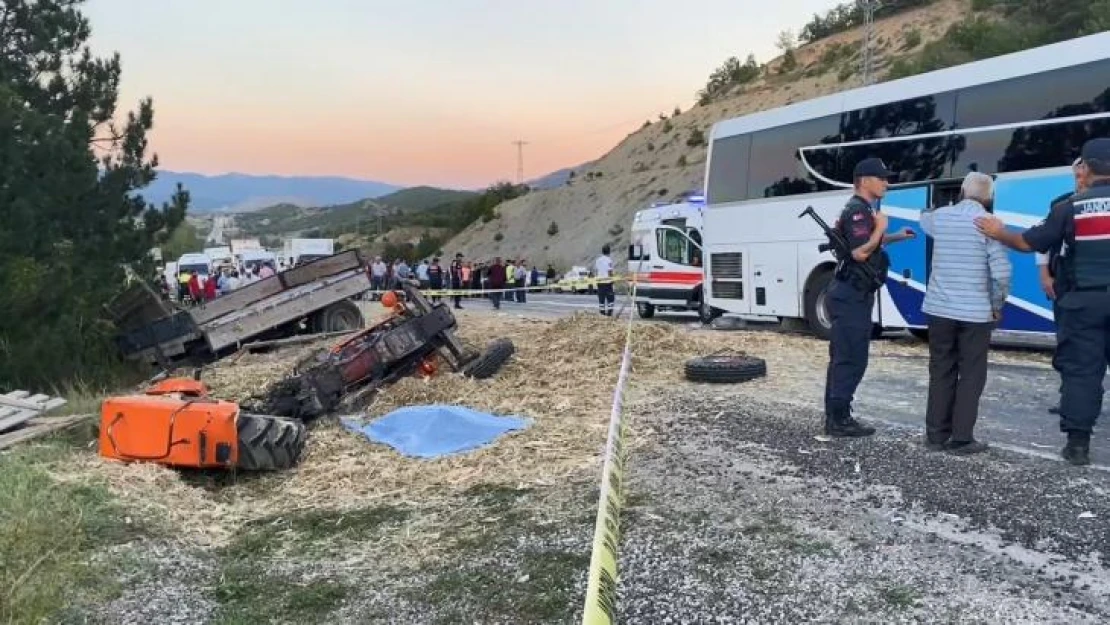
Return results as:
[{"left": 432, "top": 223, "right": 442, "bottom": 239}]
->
[{"left": 84, "top": 0, "right": 841, "bottom": 189}]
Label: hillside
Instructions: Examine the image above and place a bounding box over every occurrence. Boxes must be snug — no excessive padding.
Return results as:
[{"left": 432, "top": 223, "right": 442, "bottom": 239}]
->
[
  {"left": 147, "top": 171, "right": 402, "bottom": 213},
  {"left": 375, "top": 186, "right": 479, "bottom": 212},
  {"left": 442, "top": 0, "right": 1095, "bottom": 268}
]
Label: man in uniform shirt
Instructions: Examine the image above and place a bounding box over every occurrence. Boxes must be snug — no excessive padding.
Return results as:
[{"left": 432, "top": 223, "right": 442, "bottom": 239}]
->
[
  {"left": 1039, "top": 157, "right": 1088, "bottom": 415},
  {"left": 595, "top": 244, "right": 615, "bottom": 317},
  {"left": 977, "top": 138, "right": 1110, "bottom": 466},
  {"left": 823, "top": 158, "right": 915, "bottom": 437}
]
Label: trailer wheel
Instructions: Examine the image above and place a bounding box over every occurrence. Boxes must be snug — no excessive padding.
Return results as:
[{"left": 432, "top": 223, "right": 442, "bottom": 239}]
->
[
  {"left": 235, "top": 413, "right": 308, "bottom": 471},
  {"left": 684, "top": 352, "right": 767, "bottom": 384},
  {"left": 636, "top": 302, "right": 655, "bottom": 319},
  {"left": 803, "top": 266, "right": 835, "bottom": 340},
  {"left": 315, "top": 300, "right": 364, "bottom": 333},
  {"left": 462, "top": 338, "right": 515, "bottom": 379}
]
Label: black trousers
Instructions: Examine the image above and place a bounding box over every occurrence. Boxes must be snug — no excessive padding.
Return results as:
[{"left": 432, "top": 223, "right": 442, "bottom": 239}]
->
[
  {"left": 597, "top": 283, "right": 615, "bottom": 315},
  {"left": 824, "top": 279, "right": 874, "bottom": 408},
  {"left": 1054, "top": 290, "right": 1110, "bottom": 435},
  {"left": 924, "top": 315, "right": 993, "bottom": 444},
  {"left": 515, "top": 278, "right": 526, "bottom": 302}
]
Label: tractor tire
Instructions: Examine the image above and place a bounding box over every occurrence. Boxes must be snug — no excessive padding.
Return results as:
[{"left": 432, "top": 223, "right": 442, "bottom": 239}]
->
[
  {"left": 312, "top": 300, "right": 364, "bottom": 333},
  {"left": 235, "top": 413, "right": 308, "bottom": 471},
  {"left": 462, "top": 338, "right": 515, "bottom": 380},
  {"left": 684, "top": 352, "right": 767, "bottom": 384},
  {"left": 636, "top": 302, "right": 655, "bottom": 319}
]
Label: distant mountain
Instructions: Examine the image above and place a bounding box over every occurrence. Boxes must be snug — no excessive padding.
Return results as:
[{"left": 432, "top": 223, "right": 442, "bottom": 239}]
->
[
  {"left": 527, "top": 161, "right": 595, "bottom": 190},
  {"left": 144, "top": 171, "right": 404, "bottom": 213}
]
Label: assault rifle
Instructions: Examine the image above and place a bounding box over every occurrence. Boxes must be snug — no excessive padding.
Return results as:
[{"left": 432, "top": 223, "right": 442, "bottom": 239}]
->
[{"left": 797, "top": 205, "right": 884, "bottom": 291}]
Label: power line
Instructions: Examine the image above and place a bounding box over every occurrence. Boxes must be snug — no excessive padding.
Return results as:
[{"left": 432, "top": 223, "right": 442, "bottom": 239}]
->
[
  {"left": 512, "top": 140, "right": 529, "bottom": 184},
  {"left": 860, "top": 0, "right": 882, "bottom": 86}
]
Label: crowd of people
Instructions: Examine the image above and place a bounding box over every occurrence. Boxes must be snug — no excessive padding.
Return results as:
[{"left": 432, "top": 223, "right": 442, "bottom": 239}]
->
[
  {"left": 157, "top": 260, "right": 282, "bottom": 305},
  {"left": 363, "top": 254, "right": 559, "bottom": 310}
]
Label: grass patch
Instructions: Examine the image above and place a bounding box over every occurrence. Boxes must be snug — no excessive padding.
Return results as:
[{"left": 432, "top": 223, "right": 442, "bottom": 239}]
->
[
  {"left": 880, "top": 583, "right": 921, "bottom": 610},
  {"left": 212, "top": 506, "right": 396, "bottom": 624},
  {"left": 232, "top": 503, "right": 411, "bottom": 560},
  {"left": 213, "top": 563, "right": 351, "bottom": 625},
  {"left": 419, "top": 550, "right": 590, "bottom": 624},
  {"left": 0, "top": 446, "right": 149, "bottom": 623}
]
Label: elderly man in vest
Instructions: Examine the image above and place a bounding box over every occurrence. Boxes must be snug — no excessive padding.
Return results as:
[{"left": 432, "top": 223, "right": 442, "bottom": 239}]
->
[
  {"left": 919, "top": 172, "right": 1011, "bottom": 455},
  {"left": 977, "top": 138, "right": 1110, "bottom": 466}
]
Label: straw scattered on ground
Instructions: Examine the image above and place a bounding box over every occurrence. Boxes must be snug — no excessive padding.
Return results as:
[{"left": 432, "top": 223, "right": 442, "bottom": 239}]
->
[{"left": 48, "top": 309, "right": 1052, "bottom": 558}]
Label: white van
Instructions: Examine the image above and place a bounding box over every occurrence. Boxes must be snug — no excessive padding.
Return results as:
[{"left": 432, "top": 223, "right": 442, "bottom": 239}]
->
[{"left": 177, "top": 253, "right": 212, "bottom": 282}]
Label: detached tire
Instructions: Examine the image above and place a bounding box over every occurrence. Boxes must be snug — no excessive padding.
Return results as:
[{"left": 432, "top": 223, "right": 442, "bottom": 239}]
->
[
  {"left": 462, "top": 338, "right": 515, "bottom": 379},
  {"left": 236, "top": 413, "right": 308, "bottom": 471},
  {"left": 684, "top": 353, "right": 767, "bottom": 384}
]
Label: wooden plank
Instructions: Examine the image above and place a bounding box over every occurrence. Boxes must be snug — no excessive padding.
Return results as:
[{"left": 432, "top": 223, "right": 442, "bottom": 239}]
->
[
  {"left": 203, "top": 270, "right": 371, "bottom": 352},
  {"left": 0, "top": 408, "right": 40, "bottom": 434},
  {"left": 0, "top": 393, "right": 67, "bottom": 411},
  {"left": 0, "top": 414, "right": 94, "bottom": 452},
  {"left": 0, "top": 407, "right": 18, "bottom": 420}
]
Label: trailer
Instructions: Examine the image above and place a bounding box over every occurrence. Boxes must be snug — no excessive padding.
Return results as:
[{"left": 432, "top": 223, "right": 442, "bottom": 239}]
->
[{"left": 108, "top": 249, "right": 372, "bottom": 367}]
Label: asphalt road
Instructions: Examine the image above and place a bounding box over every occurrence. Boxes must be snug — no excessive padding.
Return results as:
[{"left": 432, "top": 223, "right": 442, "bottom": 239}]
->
[{"left": 460, "top": 291, "right": 1108, "bottom": 470}]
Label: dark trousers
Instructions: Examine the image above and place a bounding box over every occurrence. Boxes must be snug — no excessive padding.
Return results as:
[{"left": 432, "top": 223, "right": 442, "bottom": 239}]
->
[
  {"left": 1054, "top": 291, "right": 1110, "bottom": 435},
  {"left": 515, "top": 279, "right": 526, "bottom": 302},
  {"left": 924, "top": 315, "right": 993, "bottom": 444},
  {"left": 824, "top": 279, "right": 874, "bottom": 408},
  {"left": 597, "top": 282, "right": 615, "bottom": 316},
  {"left": 490, "top": 291, "right": 502, "bottom": 309},
  {"left": 451, "top": 283, "right": 462, "bottom": 308}
]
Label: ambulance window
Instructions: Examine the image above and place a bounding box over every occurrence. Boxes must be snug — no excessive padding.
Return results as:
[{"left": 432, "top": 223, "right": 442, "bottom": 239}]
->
[
  {"left": 657, "top": 229, "right": 691, "bottom": 265},
  {"left": 688, "top": 230, "right": 703, "bottom": 266}
]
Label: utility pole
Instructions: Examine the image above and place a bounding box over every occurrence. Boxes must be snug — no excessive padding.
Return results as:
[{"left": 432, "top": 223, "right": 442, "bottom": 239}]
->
[
  {"left": 860, "top": 0, "right": 882, "bottom": 86},
  {"left": 512, "top": 140, "right": 529, "bottom": 184}
]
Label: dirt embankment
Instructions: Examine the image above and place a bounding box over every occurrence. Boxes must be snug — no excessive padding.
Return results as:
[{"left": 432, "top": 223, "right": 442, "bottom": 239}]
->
[{"left": 446, "top": 0, "right": 970, "bottom": 269}]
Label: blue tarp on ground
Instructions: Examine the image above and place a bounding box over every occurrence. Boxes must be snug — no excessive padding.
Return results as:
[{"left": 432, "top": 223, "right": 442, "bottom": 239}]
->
[{"left": 341, "top": 405, "right": 531, "bottom": 459}]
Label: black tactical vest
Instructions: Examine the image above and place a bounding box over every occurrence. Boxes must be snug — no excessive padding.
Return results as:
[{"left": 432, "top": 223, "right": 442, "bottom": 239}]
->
[
  {"left": 1063, "top": 181, "right": 1110, "bottom": 290},
  {"left": 834, "top": 196, "right": 889, "bottom": 291}
]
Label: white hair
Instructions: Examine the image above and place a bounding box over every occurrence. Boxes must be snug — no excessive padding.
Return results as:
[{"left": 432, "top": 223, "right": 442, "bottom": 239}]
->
[{"left": 961, "top": 172, "right": 994, "bottom": 204}]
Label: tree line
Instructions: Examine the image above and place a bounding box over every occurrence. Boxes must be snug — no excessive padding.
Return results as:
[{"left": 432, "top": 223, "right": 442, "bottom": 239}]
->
[{"left": 1, "top": 0, "right": 189, "bottom": 388}]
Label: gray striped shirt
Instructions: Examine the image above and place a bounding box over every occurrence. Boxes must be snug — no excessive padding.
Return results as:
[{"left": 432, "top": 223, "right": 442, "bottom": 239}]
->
[{"left": 920, "top": 199, "right": 1011, "bottom": 323}]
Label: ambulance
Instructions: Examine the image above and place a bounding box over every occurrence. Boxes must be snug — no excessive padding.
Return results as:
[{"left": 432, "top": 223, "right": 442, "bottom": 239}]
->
[{"left": 627, "top": 192, "right": 723, "bottom": 324}]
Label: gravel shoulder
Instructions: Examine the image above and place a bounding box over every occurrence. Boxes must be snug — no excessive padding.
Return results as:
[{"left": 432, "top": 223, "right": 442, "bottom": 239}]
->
[{"left": 618, "top": 389, "right": 1110, "bottom": 623}]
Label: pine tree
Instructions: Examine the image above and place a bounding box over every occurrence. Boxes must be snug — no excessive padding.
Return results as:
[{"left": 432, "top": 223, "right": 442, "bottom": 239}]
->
[{"left": 0, "top": 0, "right": 189, "bottom": 386}]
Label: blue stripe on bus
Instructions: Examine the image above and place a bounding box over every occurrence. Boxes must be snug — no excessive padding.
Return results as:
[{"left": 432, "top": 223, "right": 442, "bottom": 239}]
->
[{"left": 877, "top": 174, "right": 1068, "bottom": 333}]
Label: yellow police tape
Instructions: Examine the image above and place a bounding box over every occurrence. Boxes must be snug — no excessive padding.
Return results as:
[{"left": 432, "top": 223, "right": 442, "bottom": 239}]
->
[
  {"left": 580, "top": 279, "right": 637, "bottom": 625},
  {"left": 362, "top": 276, "right": 630, "bottom": 298}
]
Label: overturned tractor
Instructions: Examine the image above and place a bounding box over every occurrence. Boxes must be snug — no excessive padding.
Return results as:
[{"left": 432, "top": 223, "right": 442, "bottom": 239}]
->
[{"left": 244, "top": 283, "right": 514, "bottom": 420}]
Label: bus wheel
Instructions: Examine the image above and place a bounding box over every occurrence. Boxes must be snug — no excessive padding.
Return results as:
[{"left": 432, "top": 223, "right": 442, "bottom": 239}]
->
[
  {"left": 804, "top": 267, "right": 834, "bottom": 340},
  {"left": 698, "top": 296, "right": 722, "bottom": 325},
  {"left": 637, "top": 302, "right": 655, "bottom": 319}
]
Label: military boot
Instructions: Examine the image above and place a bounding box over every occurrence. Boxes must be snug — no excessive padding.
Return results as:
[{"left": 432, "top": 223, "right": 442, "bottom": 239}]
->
[
  {"left": 824, "top": 403, "right": 876, "bottom": 438},
  {"left": 1061, "top": 432, "right": 1091, "bottom": 466}
]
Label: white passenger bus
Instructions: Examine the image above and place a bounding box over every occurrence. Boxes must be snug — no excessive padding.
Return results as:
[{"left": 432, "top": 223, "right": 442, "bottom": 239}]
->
[
  {"left": 701, "top": 31, "right": 1110, "bottom": 339},
  {"left": 628, "top": 193, "right": 718, "bottom": 322}
]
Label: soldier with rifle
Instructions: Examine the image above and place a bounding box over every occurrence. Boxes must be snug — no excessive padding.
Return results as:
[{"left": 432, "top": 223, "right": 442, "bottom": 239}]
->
[{"left": 803, "top": 158, "right": 914, "bottom": 437}]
